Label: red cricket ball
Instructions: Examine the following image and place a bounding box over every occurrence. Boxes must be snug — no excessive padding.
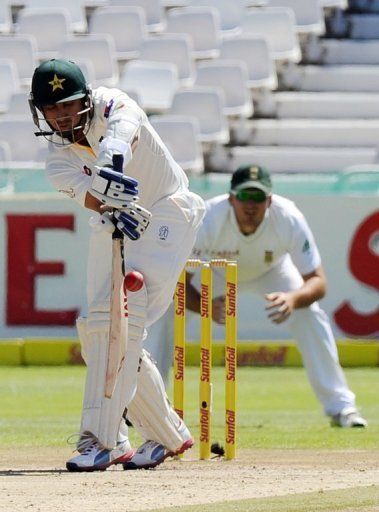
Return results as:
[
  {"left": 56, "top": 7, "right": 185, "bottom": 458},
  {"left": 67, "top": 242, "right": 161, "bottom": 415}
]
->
[{"left": 124, "top": 271, "right": 144, "bottom": 292}]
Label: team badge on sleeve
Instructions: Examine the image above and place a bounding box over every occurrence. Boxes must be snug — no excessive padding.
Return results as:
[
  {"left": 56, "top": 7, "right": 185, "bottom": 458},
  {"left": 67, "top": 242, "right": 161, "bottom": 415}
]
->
[{"left": 302, "top": 239, "right": 311, "bottom": 253}]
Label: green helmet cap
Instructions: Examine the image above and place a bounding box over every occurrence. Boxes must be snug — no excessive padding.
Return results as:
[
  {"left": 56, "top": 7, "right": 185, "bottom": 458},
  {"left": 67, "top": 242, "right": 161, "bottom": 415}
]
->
[{"left": 31, "top": 59, "right": 87, "bottom": 107}]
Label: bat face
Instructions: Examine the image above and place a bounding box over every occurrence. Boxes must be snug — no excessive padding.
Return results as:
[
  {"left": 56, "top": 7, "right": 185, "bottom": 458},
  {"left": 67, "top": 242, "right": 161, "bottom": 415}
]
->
[{"left": 104, "top": 237, "right": 128, "bottom": 399}]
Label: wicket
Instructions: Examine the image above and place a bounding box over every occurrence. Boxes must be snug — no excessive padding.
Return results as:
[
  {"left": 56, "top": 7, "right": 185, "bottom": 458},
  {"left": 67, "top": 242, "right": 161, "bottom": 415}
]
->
[{"left": 173, "top": 259, "right": 238, "bottom": 460}]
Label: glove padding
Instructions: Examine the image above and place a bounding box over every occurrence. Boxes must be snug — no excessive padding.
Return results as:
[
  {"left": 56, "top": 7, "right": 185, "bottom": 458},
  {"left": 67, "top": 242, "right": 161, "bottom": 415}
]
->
[
  {"left": 97, "top": 205, "right": 152, "bottom": 241},
  {"left": 90, "top": 167, "right": 139, "bottom": 209},
  {"left": 114, "top": 205, "right": 152, "bottom": 241}
]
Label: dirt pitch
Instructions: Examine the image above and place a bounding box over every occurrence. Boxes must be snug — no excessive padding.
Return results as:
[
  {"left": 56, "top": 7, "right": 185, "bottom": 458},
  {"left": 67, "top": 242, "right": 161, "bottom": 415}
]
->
[{"left": 0, "top": 447, "right": 378, "bottom": 511}]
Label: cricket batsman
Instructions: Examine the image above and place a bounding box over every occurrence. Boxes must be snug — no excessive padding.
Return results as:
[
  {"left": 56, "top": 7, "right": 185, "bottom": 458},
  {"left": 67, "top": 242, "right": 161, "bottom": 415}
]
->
[{"left": 29, "top": 58, "right": 205, "bottom": 471}]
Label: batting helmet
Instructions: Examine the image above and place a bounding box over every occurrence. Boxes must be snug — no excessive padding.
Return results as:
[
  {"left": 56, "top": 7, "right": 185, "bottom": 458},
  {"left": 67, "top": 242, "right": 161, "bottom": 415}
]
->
[{"left": 30, "top": 59, "right": 88, "bottom": 108}]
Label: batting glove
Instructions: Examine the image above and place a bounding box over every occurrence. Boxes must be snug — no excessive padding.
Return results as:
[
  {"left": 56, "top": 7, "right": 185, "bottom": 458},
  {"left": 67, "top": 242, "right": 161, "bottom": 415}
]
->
[
  {"left": 114, "top": 205, "right": 152, "bottom": 241},
  {"left": 96, "top": 206, "right": 152, "bottom": 241},
  {"left": 90, "top": 166, "right": 139, "bottom": 209}
]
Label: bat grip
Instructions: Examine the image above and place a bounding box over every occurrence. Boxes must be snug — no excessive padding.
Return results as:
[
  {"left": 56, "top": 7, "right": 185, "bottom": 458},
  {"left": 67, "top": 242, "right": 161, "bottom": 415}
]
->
[
  {"left": 112, "top": 153, "right": 124, "bottom": 174},
  {"left": 111, "top": 153, "right": 124, "bottom": 240}
]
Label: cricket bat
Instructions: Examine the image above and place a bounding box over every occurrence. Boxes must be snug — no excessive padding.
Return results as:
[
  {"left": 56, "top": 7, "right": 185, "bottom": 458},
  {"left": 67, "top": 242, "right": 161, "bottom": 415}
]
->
[{"left": 104, "top": 154, "right": 128, "bottom": 399}]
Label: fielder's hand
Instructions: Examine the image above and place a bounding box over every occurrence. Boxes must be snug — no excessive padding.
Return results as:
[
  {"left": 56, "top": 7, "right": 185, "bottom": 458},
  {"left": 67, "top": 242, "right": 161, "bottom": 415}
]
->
[
  {"left": 265, "top": 291, "right": 295, "bottom": 324},
  {"left": 90, "top": 166, "right": 139, "bottom": 209},
  {"left": 212, "top": 296, "right": 226, "bottom": 325}
]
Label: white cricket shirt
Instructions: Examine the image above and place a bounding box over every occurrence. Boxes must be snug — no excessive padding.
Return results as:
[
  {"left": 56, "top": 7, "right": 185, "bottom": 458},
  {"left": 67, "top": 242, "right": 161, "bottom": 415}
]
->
[
  {"left": 191, "top": 194, "right": 321, "bottom": 281},
  {"left": 45, "top": 87, "right": 189, "bottom": 208}
]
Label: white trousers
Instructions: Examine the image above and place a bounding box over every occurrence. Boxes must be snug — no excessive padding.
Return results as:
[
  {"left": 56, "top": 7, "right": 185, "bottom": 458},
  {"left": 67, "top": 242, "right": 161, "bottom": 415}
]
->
[
  {"left": 84, "top": 188, "right": 205, "bottom": 445},
  {"left": 146, "top": 254, "right": 356, "bottom": 416}
]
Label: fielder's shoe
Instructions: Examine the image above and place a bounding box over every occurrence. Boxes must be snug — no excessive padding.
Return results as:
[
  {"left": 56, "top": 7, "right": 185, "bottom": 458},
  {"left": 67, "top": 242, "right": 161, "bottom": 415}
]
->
[
  {"left": 66, "top": 436, "right": 135, "bottom": 472},
  {"left": 331, "top": 407, "right": 368, "bottom": 428},
  {"left": 123, "top": 425, "right": 194, "bottom": 470}
]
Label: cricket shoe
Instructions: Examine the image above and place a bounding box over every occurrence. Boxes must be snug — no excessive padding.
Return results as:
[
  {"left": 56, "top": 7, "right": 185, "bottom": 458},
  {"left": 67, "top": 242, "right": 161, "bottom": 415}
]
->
[
  {"left": 123, "top": 425, "right": 194, "bottom": 470},
  {"left": 331, "top": 407, "right": 368, "bottom": 428},
  {"left": 66, "top": 437, "right": 135, "bottom": 472}
]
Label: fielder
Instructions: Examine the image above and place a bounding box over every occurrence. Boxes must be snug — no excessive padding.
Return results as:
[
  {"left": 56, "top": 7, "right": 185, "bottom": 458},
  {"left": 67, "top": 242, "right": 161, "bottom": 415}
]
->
[
  {"left": 193, "top": 165, "right": 368, "bottom": 427},
  {"left": 29, "top": 59, "right": 205, "bottom": 471},
  {"left": 149, "top": 165, "right": 368, "bottom": 428}
]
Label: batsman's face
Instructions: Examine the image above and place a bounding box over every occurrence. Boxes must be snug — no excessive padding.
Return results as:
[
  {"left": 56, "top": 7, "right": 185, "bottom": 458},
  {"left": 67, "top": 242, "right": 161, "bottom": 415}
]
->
[
  {"left": 229, "top": 188, "right": 271, "bottom": 231},
  {"left": 42, "top": 99, "right": 85, "bottom": 134}
]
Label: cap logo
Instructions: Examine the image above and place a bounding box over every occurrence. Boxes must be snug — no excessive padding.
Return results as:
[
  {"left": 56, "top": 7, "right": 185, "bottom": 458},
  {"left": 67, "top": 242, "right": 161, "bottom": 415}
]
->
[
  {"left": 49, "top": 74, "right": 66, "bottom": 92},
  {"left": 249, "top": 166, "right": 259, "bottom": 180}
]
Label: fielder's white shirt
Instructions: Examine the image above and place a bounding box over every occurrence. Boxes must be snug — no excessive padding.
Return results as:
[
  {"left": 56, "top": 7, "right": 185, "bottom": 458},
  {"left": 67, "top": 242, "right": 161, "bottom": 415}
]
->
[
  {"left": 191, "top": 194, "right": 321, "bottom": 281},
  {"left": 45, "top": 86, "right": 189, "bottom": 208}
]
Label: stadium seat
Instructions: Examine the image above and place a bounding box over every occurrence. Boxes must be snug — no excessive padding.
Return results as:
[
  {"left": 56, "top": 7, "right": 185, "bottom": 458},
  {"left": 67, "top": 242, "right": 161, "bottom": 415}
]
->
[
  {"left": 59, "top": 35, "right": 119, "bottom": 87},
  {"left": 119, "top": 60, "right": 179, "bottom": 113},
  {"left": 109, "top": 0, "right": 166, "bottom": 32},
  {"left": 0, "top": 116, "right": 45, "bottom": 163},
  {"left": 0, "top": 35, "right": 39, "bottom": 87},
  {"left": 139, "top": 34, "right": 195, "bottom": 86},
  {"left": 321, "top": 40, "right": 379, "bottom": 65},
  {"left": 7, "top": 91, "right": 30, "bottom": 116},
  {"left": 187, "top": 0, "right": 245, "bottom": 35},
  {"left": 89, "top": 6, "right": 147, "bottom": 61},
  {"left": 241, "top": 119, "right": 379, "bottom": 147},
  {"left": 169, "top": 87, "right": 230, "bottom": 144},
  {"left": 0, "top": 140, "right": 11, "bottom": 163},
  {"left": 150, "top": 114, "right": 204, "bottom": 173},
  {"left": 227, "top": 145, "right": 379, "bottom": 173},
  {"left": 220, "top": 36, "right": 278, "bottom": 90},
  {"left": 241, "top": 7, "right": 301, "bottom": 62},
  {"left": 160, "top": 0, "right": 189, "bottom": 6},
  {"left": 0, "top": 59, "right": 21, "bottom": 113},
  {"left": 0, "top": 2, "right": 12, "bottom": 34},
  {"left": 16, "top": 8, "right": 72, "bottom": 60},
  {"left": 166, "top": 6, "right": 221, "bottom": 59},
  {"left": 349, "top": 14, "right": 379, "bottom": 39},
  {"left": 294, "top": 65, "right": 379, "bottom": 92},
  {"left": 195, "top": 60, "right": 253, "bottom": 118},
  {"left": 22, "top": 0, "right": 88, "bottom": 32},
  {"left": 275, "top": 91, "right": 379, "bottom": 119},
  {"left": 268, "top": 0, "right": 325, "bottom": 35}
]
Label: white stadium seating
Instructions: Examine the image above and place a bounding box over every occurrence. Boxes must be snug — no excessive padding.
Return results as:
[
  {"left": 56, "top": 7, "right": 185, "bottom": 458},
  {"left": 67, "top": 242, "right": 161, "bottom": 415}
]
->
[
  {"left": 89, "top": 6, "right": 148, "bottom": 60},
  {"left": 241, "top": 7, "right": 301, "bottom": 62},
  {"left": 166, "top": 6, "right": 221, "bottom": 59},
  {"left": 220, "top": 36, "right": 278, "bottom": 90},
  {"left": 0, "top": 59, "right": 20, "bottom": 113},
  {"left": 59, "top": 35, "right": 119, "bottom": 87},
  {"left": 109, "top": 0, "right": 166, "bottom": 32},
  {"left": 0, "top": 35, "right": 38, "bottom": 87},
  {"left": 0, "top": 2, "right": 12, "bottom": 34},
  {"left": 150, "top": 114, "right": 204, "bottom": 173},
  {"left": 139, "top": 34, "right": 195, "bottom": 86},
  {"left": 16, "top": 8, "right": 72, "bottom": 60},
  {"left": 23, "top": 0, "right": 88, "bottom": 32},
  {"left": 119, "top": 60, "right": 179, "bottom": 112},
  {"left": 195, "top": 60, "right": 253, "bottom": 118},
  {"left": 0, "top": 0, "right": 379, "bottom": 180},
  {"left": 269, "top": 0, "right": 325, "bottom": 35},
  {"left": 170, "top": 87, "right": 230, "bottom": 144},
  {"left": 275, "top": 91, "right": 379, "bottom": 119}
]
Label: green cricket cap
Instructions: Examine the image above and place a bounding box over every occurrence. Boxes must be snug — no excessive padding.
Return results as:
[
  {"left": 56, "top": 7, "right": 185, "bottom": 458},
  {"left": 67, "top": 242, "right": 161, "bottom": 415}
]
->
[
  {"left": 31, "top": 59, "right": 87, "bottom": 107},
  {"left": 231, "top": 164, "right": 272, "bottom": 195}
]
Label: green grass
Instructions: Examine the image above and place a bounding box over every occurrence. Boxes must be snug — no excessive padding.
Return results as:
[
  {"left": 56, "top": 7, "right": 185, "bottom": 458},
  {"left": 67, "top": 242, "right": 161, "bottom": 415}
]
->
[
  {"left": 153, "top": 486, "right": 379, "bottom": 512},
  {"left": 0, "top": 365, "right": 377, "bottom": 449}
]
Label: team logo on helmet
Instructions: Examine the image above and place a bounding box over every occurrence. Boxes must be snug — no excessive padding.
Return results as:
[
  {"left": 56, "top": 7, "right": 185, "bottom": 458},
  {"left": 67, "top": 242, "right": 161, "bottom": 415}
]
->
[{"left": 49, "top": 74, "right": 66, "bottom": 92}]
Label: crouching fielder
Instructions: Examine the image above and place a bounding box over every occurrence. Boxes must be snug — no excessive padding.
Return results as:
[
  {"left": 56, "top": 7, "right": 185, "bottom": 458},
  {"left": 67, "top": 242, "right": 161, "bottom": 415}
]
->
[{"left": 29, "top": 59, "right": 205, "bottom": 471}]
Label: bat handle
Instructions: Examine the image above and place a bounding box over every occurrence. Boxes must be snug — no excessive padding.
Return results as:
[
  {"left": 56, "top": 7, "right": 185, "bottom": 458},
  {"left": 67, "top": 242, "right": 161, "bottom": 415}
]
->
[
  {"left": 112, "top": 153, "right": 124, "bottom": 174},
  {"left": 111, "top": 153, "right": 124, "bottom": 240}
]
